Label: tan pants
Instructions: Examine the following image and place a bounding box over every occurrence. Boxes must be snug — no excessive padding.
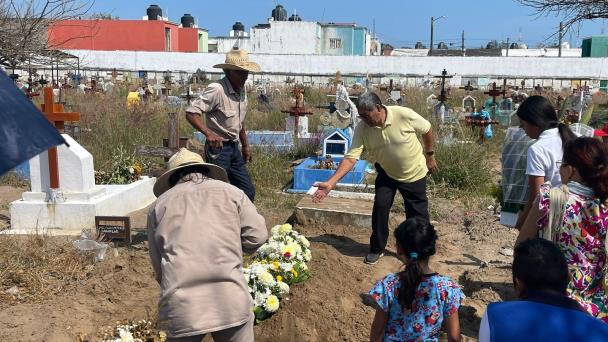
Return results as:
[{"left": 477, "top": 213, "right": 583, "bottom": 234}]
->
[{"left": 167, "top": 317, "right": 254, "bottom": 342}]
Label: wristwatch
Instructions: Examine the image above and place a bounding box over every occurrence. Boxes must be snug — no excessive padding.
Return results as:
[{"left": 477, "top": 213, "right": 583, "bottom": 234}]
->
[{"left": 425, "top": 151, "right": 435, "bottom": 156}]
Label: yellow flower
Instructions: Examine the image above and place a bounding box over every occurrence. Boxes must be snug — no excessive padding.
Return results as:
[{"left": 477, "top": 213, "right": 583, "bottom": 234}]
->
[
  {"left": 264, "top": 295, "right": 280, "bottom": 312},
  {"left": 291, "top": 269, "right": 298, "bottom": 278},
  {"left": 272, "top": 261, "right": 280, "bottom": 270},
  {"left": 276, "top": 275, "right": 283, "bottom": 282},
  {"left": 278, "top": 224, "right": 292, "bottom": 235}
]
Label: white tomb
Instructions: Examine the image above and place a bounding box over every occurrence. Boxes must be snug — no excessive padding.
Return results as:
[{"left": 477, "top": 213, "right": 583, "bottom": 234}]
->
[{"left": 7, "top": 134, "right": 156, "bottom": 235}]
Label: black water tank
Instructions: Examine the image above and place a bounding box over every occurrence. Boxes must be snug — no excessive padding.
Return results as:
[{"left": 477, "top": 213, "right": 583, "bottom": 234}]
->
[
  {"left": 486, "top": 40, "right": 498, "bottom": 49},
  {"left": 415, "top": 42, "right": 426, "bottom": 49},
  {"left": 510, "top": 42, "right": 519, "bottom": 49},
  {"left": 437, "top": 42, "right": 448, "bottom": 49},
  {"left": 181, "top": 14, "right": 195, "bottom": 28},
  {"left": 288, "top": 14, "right": 302, "bottom": 21},
  {"left": 147, "top": 5, "right": 162, "bottom": 20},
  {"left": 272, "top": 5, "right": 287, "bottom": 21},
  {"left": 232, "top": 21, "right": 245, "bottom": 32}
]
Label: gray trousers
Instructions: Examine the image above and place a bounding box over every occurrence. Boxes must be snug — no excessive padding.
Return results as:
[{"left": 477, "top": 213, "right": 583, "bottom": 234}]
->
[{"left": 167, "top": 316, "right": 254, "bottom": 342}]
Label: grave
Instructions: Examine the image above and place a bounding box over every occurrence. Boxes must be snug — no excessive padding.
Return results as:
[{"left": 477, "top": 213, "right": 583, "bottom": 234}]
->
[
  {"left": 291, "top": 128, "right": 370, "bottom": 192},
  {"left": 7, "top": 88, "right": 156, "bottom": 235},
  {"left": 500, "top": 127, "right": 534, "bottom": 227}
]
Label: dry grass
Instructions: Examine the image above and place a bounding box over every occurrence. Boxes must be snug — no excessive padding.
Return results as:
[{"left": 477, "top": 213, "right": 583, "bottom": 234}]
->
[{"left": 0, "top": 235, "right": 90, "bottom": 304}]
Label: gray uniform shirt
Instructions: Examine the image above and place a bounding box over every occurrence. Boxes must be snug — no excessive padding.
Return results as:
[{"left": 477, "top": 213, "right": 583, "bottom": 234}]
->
[{"left": 186, "top": 77, "right": 247, "bottom": 141}]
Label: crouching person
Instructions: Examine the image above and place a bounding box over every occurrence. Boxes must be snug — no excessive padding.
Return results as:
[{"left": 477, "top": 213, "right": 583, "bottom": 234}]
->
[
  {"left": 479, "top": 239, "right": 608, "bottom": 342},
  {"left": 147, "top": 148, "right": 267, "bottom": 342}
]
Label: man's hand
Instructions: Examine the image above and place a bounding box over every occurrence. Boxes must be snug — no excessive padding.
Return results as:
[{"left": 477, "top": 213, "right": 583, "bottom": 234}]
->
[
  {"left": 426, "top": 155, "right": 438, "bottom": 174},
  {"left": 205, "top": 131, "right": 227, "bottom": 148},
  {"left": 242, "top": 145, "right": 253, "bottom": 163},
  {"left": 312, "top": 181, "right": 333, "bottom": 203}
]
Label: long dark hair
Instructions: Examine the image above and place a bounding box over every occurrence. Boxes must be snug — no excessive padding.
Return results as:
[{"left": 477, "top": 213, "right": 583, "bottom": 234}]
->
[
  {"left": 563, "top": 137, "right": 608, "bottom": 202},
  {"left": 394, "top": 218, "right": 437, "bottom": 310},
  {"left": 516, "top": 95, "right": 576, "bottom": 148}
]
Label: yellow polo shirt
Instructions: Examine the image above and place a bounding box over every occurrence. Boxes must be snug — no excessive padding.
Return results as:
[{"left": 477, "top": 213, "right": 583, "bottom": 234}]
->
[{"left": 345, "top": 106, "right": 431, "bottom": 183}]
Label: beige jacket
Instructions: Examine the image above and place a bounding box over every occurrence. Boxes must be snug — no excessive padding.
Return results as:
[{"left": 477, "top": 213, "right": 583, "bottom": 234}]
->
[{"left": 147, "top": 177, "right": 267, "bottom": 337}]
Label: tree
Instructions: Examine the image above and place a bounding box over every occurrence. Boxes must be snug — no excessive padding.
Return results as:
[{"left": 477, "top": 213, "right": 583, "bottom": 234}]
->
[
  {"left": 518, "top": 0, "right": 608, "bottom": 33},
  {"left": 0, "top": 0, "right": 93, "bottom": 70}
]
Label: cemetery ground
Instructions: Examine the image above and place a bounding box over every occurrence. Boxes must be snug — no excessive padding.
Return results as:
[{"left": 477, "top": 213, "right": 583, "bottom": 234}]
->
[{"left": 1, "top": 87, "right": 516, "bottom": 341}]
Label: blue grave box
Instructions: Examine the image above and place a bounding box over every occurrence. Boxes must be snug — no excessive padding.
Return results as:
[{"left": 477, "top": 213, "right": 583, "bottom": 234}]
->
[{"left": 293, "top": 156, "right": 368, "bottom": 191}]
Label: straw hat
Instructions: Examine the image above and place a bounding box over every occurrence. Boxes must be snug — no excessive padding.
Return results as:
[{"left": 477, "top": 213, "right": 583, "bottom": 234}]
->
[
  {"left": 213, "top": 47, "right": 260, "bottom": 72},
  {"left": 153, "top": 148, "right": 228, "bottom": 197}
]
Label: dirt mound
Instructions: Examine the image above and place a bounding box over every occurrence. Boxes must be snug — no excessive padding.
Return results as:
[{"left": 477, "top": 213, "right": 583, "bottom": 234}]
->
[{"left": 0, "top": 192, "right": 517, "bottom": 341}]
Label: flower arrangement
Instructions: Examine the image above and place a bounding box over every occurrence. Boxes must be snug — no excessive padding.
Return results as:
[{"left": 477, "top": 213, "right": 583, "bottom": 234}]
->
[
  {"left": 243, "top": 223, "right": 312, "bottom": 322},
  {"left": 98, "top": 319, "right": 167, "bottom": 342}
]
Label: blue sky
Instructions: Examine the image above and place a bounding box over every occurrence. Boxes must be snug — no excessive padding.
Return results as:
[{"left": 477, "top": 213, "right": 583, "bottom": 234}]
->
[{"left": 89, "top": 0, "right": 605, "bottom": 48}]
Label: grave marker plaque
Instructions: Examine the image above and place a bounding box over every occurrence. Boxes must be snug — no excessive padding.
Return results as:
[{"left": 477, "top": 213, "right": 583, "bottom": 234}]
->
[{"left": 95, "top": 216, "right": 131, "bottom": 243}]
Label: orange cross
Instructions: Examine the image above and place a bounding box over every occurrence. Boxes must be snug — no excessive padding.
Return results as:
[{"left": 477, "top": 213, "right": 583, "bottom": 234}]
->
[{"left": 40, "top": 87, "right": 80, "bottom": 189}]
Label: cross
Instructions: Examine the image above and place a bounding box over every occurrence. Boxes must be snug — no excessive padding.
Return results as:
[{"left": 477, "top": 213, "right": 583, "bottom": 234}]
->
[
  {"left": 500, "top": 79, "right": 510, "bottom": 98},
  {"left": 136, "top": 113, "right": 194, "bottom": 160},
  {"left": 41, "top": 87, "right": 81, "bottom": 188},
  {"left": 484, "top": 82, "right": 502, "bottom": 117},
  {"left": 281, "top": 86, "right": 313, "bottom": 137},
  {"left": 460, "top": 81, "right": 477, "bottom": 93},
  {"left": 434, "top": 69, "right": 453, "bottom": 103}
]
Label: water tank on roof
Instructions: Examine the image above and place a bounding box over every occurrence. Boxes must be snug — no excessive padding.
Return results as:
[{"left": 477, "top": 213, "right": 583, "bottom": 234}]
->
[
  {"left": 147, "top": 5, "right": 162, "bottom": 20},
  {"left": 272, "top": 5, "right": 287, "bottom": 21},
  {"left": 415, "top": 42, "right": 426, "bottom": 49},
  {"left": 181, "top": 14, "right": 195, "bottom": 28},
  {"left": 288, "top": 14, "right": 302, "bottom": 21},
  {"left": 232, "top": 21, "right": 245, "bottom": 32},
  {"left": 510, "top": 42, "right": 519, "bottom": 49},
  {"left": 437, "top": 42, "right": 448, "bottom": 49}
]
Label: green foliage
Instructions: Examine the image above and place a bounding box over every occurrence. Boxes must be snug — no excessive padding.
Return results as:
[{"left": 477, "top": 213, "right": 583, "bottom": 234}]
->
[
  {"left": 94, "top": 145, "right": 143, "bottom": 184},
  {"left": 429, "top": 139, "right": 494, "bottom": 196}
]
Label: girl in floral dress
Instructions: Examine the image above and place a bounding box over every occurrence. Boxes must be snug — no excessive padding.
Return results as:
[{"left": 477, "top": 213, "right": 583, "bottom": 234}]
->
[
  {"left": 369, "top": 218, "right": 465, "bottom": 342},
  {"left": 517, "top": 137, "right": 608, "bottom": 322}
]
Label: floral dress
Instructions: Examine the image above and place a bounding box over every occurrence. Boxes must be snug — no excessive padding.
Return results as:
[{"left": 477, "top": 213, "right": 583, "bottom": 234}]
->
[
  {"left": 538, "top": 181, "right": 608, "bottom": 322},
  {"left": 369, "top": 273, "right": 464, "bottom": 342}
]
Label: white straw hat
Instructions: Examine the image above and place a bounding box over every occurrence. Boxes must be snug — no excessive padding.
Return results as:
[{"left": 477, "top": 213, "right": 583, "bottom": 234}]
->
[
  {"left": 213, "top": 47, "right": 261, "bottom": 72},
  {"left": 153, "top": 148, "right": 228, "bottom": 197}
]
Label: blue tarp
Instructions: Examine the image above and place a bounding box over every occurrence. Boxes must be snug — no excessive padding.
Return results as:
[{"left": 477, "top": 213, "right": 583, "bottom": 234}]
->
[{"left": 0, "top": 70, "right": 65, "bottom": 176}]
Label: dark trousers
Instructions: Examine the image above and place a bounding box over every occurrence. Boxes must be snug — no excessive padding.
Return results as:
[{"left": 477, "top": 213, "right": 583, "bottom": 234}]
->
[
  {"left": 205, "top": 141, "right": 256, "bottom": 202},
  {"left": 370, "top": 163, "right": 429, "bottom": 253}
]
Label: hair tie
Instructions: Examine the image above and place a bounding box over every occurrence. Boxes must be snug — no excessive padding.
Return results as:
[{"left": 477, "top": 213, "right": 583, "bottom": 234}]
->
[
  {"left": 598, "top": 164, "right": 605, "bottom": 171},
  {"left": 409, "top": 252, "right": 418, "bottom": 261}
]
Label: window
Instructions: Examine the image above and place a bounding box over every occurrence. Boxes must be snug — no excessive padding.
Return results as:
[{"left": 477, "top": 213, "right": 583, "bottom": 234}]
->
[
  {"left": 165, "top": 28, "right": 171, "bottom": 51},
  {"left": 329, "top": 38, "right": 342, "bottom": 49}
]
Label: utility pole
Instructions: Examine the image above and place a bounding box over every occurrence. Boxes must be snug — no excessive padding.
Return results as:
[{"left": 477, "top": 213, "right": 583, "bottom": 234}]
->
[
  {"left": 430, "top": 16, "right": 434, "bottom": 56},
  {"left": 506, "top": 37, "right": 510, "bottom": 56},
  {"left": 461, "top": 30, "right": 465, "bottom": 56},
  {"left": 558, "top": 22, "right": 564, "bottom": 57}
]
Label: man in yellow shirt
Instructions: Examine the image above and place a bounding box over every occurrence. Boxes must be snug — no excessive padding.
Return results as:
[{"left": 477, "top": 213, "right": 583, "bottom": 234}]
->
[{"left": 313, "top": 92, "right": 437, "bottom": 264}]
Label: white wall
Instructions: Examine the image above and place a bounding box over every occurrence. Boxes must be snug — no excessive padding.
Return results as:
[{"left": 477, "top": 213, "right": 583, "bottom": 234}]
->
[
  {"left": 503, "top": 48, "right": 582, "bottom": 57},
  {"left": 64, "top": 49, "right": 608, "bottom": 80}
]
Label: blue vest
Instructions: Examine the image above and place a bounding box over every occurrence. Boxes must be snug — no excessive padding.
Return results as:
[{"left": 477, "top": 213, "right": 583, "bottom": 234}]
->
[{"left": 488, "top": 292, "right": 608, "bottom": 342}]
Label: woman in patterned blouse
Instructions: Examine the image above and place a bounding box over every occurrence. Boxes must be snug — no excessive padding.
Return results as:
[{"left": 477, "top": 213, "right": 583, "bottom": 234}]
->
[{"left": 517, "top": 137, "right": 608, "bottom": 322}]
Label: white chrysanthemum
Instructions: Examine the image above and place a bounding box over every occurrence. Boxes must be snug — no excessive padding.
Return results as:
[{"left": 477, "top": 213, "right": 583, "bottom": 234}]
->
[
  {"left": 270, "top": 225, "right": 281, "bottom": 237},
  {"left": 303, "top": 249, "right": 312, "bottom": 262},
  {"left": 280, "top": 262, "right": 293, "bottom": 272},
  {"left": 264, "top": 295, "right": 280, "bottom": 312},
  {"left": 278, "top": 224, "right": 292, "bottom": 235},
  {"left": 276, "top": 281, "right": 290, "bottom": 295},
  {"left": 300, "top": 263, "right": 308, "bottom": 272},
  {"left": 118, "top": 328, "right": 135, "bottom": 342},
  {"left": 298, "top": 235, "right": 310, "bottom": 248},
  {"left": 259, "top": 271, "right": 275, "bottom": 286}
]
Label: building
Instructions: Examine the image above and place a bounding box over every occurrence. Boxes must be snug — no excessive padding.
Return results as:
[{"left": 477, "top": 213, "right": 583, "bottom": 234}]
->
[
  {"left": 208, "top": 5, "right": 377, "bottom": 56},
  {"left": 582, "top": 36, "right": 608, "bottom": 57},
  {"left": 48, "top": 5, "right": 208, "bottom": 53}
]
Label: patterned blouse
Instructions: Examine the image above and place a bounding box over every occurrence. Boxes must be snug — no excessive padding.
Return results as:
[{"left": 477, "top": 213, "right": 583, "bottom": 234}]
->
[
  {"left": 369, "top": 273, "right": 464, "bottom": 342},
  {"left": 538, "top": 181, "right": 608, "bottom": 323}
]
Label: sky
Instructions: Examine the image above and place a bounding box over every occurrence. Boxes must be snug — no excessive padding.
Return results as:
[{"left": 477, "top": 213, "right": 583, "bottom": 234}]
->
[{"left": 86, "top": 0, "right": 605, "bottom": 48}]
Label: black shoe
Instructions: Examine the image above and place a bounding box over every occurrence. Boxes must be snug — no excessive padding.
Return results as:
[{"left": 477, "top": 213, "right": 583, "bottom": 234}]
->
[{"left": 364, "top": 252, "right": 384, "bottom": 265}]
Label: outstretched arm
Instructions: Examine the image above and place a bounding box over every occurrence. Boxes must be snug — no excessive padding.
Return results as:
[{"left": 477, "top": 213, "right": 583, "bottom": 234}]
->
[{"left": 312, "top": 157, "right": 357, "bottom": 202}]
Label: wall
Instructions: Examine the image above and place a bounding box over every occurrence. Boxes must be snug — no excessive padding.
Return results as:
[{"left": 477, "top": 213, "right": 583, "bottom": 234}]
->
[
  {"left": 48, "top": 19, "right": 200, "bottom": 52},
  {"left": 582, "top": 37, "right": 608, "bottom": 57},
  {"left": 198, "top": 30, "right": 209, "bottom": 53},
  {"left": 250, "top": 21, "right": 319, "bottom": 54},
  {"left": 62, "top": 50, "right": 608, "bottom": 80}
]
